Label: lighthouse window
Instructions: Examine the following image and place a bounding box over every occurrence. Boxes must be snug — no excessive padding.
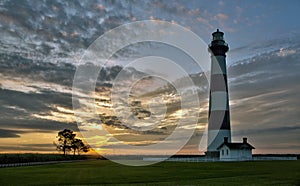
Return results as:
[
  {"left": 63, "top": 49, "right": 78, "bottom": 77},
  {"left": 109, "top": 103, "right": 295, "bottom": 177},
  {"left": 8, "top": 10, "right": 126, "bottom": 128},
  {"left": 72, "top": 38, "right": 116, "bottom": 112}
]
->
[
  {"left": 213, "top": 34, "right": 223, "bottom": 40},
  {"left": 226, "top": 149, "right": 229, "bottom": 155},
  {"left": 222, "top": 150, "right": 224, "bottom": 155}
]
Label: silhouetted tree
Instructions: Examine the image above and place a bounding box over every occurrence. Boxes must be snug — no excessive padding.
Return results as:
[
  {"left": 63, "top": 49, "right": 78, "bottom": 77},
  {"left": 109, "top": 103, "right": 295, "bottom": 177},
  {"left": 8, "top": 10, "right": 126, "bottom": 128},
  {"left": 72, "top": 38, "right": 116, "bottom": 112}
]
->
[
  {"left": 55, "top": 129, "right": 75, "bottom": 156},
  {"left": 71, "top": 139, "right": 90, "bottom": 156},
  {"left": 54, "top": 129, "right": 90, "bottom": 156}
]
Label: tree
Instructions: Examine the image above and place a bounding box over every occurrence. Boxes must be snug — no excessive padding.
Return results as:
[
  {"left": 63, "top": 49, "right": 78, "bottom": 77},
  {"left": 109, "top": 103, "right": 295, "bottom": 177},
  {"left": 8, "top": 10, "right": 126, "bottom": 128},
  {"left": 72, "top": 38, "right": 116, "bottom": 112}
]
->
[
  {"left": 54, "top": 129, "right": 90, "bottom": 156},
  {"left": 71, "top": 139, "right": 90, "bottom": 156},
  {"left": 55, "top": 129, "right": 75, "bottom": 156}
]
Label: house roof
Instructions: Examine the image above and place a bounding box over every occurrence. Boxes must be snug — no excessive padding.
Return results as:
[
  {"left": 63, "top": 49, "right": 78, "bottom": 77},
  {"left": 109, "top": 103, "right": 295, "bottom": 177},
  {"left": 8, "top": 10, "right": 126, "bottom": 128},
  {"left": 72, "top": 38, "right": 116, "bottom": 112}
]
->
[{"left": 217, "top": 142, "right": 255, "bottom": 150}]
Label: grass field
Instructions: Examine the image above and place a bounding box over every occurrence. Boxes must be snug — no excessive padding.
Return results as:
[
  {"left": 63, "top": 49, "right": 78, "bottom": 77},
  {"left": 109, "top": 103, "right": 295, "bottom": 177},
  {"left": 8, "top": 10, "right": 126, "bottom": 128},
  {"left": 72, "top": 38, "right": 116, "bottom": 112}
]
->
[{"left": 0, "top": 160, "right": 299, "bottom": 185}]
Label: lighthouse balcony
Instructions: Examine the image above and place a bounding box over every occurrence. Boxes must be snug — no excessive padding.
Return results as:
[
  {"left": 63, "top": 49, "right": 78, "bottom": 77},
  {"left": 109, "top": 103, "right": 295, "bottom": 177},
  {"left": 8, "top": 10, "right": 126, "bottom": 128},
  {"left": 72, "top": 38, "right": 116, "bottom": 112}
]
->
[{"left": 209, "top": 40, "right": 228, "bottom": 48}]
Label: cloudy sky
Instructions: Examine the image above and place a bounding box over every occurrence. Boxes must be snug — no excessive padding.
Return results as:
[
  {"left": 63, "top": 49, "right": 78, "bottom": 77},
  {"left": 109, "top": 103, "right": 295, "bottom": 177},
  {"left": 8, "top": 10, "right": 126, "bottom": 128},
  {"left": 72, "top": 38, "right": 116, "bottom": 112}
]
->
[{"left": 0, "top": 0, "right": 299, "bottom": 155}]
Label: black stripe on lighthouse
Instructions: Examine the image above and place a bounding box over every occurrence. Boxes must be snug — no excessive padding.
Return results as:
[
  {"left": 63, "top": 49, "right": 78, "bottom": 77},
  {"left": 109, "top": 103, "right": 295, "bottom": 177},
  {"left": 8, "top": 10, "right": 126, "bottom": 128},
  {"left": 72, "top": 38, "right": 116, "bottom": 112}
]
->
[
  {"left": 210, "top": 74, "right": 228, "bottom": 92},
  {"left": 208, "top": 110, "right": 230, "bottom": 130}
]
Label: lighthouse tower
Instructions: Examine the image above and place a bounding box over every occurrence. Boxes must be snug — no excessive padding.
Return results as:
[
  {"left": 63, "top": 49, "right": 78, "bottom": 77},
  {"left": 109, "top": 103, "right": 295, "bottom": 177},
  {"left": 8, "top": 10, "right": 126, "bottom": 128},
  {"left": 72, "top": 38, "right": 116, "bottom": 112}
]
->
[{"left": 206, "top": 29, "right": 231, "bottom": 157}]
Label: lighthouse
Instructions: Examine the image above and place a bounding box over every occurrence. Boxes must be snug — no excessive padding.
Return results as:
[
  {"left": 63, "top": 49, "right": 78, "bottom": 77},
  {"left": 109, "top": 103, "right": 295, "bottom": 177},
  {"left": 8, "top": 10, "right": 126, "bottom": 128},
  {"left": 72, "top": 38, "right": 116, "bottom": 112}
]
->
[{"left": 206, "top": 29, "right": 231, "bottom": 157}]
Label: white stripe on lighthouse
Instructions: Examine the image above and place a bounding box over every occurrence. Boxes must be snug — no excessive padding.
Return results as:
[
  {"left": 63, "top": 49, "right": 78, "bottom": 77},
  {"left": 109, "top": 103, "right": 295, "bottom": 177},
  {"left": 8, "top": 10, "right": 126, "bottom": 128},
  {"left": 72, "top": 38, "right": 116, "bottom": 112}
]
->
[{"left": 210, "top": 91, "right": 228, "bottom": 111}]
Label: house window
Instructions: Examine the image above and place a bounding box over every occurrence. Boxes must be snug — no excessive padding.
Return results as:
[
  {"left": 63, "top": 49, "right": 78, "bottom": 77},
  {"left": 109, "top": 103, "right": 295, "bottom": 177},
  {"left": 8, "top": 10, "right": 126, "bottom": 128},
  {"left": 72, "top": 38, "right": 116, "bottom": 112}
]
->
[
  {"left": 226, "top": 149, "right": 229, "bottom": 155},
  {"left": 222, "top": 149, "right": 224, "bottom": 155}
]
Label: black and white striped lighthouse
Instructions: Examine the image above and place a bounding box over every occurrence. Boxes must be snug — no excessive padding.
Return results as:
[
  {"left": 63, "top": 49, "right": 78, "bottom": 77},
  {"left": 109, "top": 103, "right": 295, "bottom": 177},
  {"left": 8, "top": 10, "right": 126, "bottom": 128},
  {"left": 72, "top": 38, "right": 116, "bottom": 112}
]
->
[{"left": 206, "top": 29, "right": 231, "bottom": 157}]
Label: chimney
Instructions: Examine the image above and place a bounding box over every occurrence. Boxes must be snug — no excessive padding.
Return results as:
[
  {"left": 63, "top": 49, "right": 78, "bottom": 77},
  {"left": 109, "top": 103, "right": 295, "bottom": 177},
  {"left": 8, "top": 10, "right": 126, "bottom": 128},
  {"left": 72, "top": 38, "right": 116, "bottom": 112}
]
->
[
  {"left": 224, "top": 137, "right": 228, "bottom": 143},
  {"left": 243, "top": 137, "right": 247, "bottom": 143}
]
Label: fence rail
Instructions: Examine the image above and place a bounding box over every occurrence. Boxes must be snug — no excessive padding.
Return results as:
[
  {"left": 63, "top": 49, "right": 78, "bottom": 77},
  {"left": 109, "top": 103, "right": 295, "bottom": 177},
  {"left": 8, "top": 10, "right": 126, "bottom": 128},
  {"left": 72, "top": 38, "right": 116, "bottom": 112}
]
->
[
  {"left": 0, "top": 160, "right": 87, "bottom": 168},
  {"left": 143, "top": 156, "right": 297, "bottom": 162}
]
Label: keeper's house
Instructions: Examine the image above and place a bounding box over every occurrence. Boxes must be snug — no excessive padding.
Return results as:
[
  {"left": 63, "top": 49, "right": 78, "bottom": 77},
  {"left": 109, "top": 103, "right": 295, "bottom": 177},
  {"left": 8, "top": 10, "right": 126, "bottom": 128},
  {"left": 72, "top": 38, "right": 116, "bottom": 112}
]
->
[{"left": 217, "top": 137, "right": 255, "bottom": 161}]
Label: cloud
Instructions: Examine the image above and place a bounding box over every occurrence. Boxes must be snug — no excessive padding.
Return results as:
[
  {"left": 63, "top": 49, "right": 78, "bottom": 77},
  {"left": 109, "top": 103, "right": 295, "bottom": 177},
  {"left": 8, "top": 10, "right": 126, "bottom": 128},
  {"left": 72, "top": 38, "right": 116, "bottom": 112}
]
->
[
  {"left": 218, "top": 1, "right": 225, "bottom": 6},
  {"left": 95, "top": 4, "right": 106, "bottom": 11},
  {"left": 217, "top": 13, "right": 228, "bottom": 20},
  {"left": 277, "top": 48, "right": 296, "bottom": 57},
  {"left": 2, "top": 40, "right": 298, "bottom": 153},
  {"left": 0, "top": 129, "right": 22, "bottom": 138}
]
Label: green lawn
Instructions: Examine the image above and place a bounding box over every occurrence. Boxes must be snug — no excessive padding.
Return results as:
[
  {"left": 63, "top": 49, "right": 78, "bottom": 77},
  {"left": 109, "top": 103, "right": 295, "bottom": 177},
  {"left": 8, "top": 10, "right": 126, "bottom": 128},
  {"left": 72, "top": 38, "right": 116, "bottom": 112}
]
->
[{"left": 0, "top": 160, "right": 299, "bottom": 185}]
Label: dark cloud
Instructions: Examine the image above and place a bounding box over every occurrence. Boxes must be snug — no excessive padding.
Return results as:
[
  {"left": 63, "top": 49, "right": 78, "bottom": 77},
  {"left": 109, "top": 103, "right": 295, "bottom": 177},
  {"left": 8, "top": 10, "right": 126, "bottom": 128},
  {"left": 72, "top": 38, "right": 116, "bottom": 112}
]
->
[
  {"left": 0, "top": 88, "right": 72, "bottom": 113},
  {"left": 0, "top": 88, "right": 79, "bottom": 134},
  {"left": 0, "top": 118, "right": 79, "bottom": 133},
  {"left": 0, "top": 52, "right": 75, "bottom": 86},
  {"left": 234, "top": 126, "right": 300, "bottom": 136},
  {"left": 0, "top": 129, "right": 21, "bottom": 138},
  {"left": 0, "top": 128, "right": 57, "bottom": 138}
]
